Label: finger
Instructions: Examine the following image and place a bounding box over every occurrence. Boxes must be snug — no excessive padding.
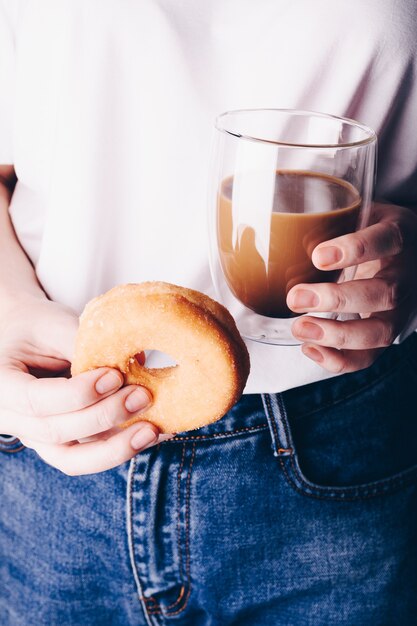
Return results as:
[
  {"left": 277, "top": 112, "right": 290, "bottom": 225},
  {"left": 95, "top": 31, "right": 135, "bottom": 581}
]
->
[
  {"left": 22, "top": 421, "right": 161, "bottom": 476},
  {"left": 78, "top": 429, "right": 174, "bottom": 444},
  {"left": 0, "top": 407, "right": 25, "bottom": 439},
  {"left": 28, "top": 361, "right": 72, "bottom": 378},
  {"left": 5, "top": 384, "right": 152, "bottom": 444},
  {"left": 311, "top": 220, "right": 404, "bottom": 270},
  {"left": 0, "top": 366, "right": 125, "bottom": 415},
  {"left": 286, "top": 273, "right": 408, "bottom": 315},
  {"left": 301, "top": 343, "right": 384, "bottom": 374},
  {"left": 292, "top": 313, "right": 397, "bottom": 350}
]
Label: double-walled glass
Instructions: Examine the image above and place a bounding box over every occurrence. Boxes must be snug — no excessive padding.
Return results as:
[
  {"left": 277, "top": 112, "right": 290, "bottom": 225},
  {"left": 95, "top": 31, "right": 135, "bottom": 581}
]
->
[{"left": 208, "top": 109, "right": 377, "bottom": 345}]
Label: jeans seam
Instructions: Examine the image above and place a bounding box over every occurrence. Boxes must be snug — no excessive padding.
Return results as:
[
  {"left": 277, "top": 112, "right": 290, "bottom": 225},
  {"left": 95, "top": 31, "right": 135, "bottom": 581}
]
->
[
  {"left": 262, "top": 394, "right": 294, "bottom": 456},
  {"left": 170, "top": 444, "right": 187, "bottom": 610},
  {"left": 126, "top": 456, "right": 155, "bottom": 626},
  {"left": 277, "top": 393, "right": 293, "bottom": 447},
  {"left": 146, "top": 444, "right": 188, "bottom": 614},
  {"left": 262, "top": 394, "right": 281, "bottom": 452},
  {"left": 166, "top": 424, "right": 268, "bottom": 443},
  {"left": 279, "top": 453, "right": 417, "bottom": 502},
  {"left": 165, "top": 442, "right": 195, "bottom": 616},
  {"left": 147, "top": 443, "right": 196, "bottom": 618}
]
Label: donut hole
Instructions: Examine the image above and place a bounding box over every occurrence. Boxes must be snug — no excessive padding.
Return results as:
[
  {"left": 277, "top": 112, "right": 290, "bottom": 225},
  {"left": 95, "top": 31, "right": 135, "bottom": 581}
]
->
[
  {"left": 134, "top": 352, "right": 146, "bottom": 366},
  {"left": 135, "top": 350, "right": 178, "bottom": 369}
]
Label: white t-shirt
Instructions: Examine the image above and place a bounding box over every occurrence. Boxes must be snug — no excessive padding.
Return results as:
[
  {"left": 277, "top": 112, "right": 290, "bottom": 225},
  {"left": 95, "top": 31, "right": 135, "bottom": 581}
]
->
[{"left": 1, "top": 0, "right": 416, "bottom": 393}]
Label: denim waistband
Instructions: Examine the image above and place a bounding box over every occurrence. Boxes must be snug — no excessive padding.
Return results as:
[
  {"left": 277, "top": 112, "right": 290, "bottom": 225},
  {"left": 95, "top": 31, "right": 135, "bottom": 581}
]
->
[
  {"left": 175, "top": 333, "right": 417, "bottom": 443},
  {"left": 174, "top": 393, "right": 267, "bottom": 442},
  {"left": 282, "top": 332, "right": 417, "bottom": 421}
]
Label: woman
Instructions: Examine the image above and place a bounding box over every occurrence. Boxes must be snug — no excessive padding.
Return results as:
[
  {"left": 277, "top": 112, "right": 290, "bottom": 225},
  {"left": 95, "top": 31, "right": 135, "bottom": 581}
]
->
[{"left": 1, "top": 0, "right": 416, "bottom": 623}]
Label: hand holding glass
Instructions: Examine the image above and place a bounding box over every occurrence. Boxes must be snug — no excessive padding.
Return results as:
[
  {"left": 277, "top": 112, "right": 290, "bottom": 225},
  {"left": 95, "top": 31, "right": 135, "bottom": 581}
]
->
[{"left": 208, "top": 109, "right": 377, "bottom": 345}]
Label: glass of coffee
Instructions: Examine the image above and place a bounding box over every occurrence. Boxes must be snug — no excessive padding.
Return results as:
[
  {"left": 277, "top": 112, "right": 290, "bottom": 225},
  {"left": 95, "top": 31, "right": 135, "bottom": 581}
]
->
[{"left": 208, "top": 109, "right": 377, "bottom": 345}]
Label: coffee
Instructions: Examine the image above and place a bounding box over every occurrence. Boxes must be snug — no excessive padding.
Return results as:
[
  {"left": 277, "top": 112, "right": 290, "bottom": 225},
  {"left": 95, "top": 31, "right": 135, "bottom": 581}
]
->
[{"left": 217, "top": 170, "right": 360, "bottom": 318}]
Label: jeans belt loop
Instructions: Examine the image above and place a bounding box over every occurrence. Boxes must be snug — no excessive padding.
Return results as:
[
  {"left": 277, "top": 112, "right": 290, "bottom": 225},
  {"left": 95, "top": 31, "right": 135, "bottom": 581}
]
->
[{"left": 261, "top": 393, "right": 294, "bottom": 457}]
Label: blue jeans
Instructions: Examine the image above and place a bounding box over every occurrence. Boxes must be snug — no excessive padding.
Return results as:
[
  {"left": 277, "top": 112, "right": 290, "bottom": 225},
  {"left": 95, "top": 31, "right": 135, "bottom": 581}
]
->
[{"left": 1, "top": 334, "right": 417, "bottom": 625}]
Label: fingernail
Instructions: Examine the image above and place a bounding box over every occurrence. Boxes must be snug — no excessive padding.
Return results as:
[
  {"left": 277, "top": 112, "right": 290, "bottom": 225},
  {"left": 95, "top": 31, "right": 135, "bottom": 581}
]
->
[
  {"left": 95, "top": 370, "right": 123, "bottom": 394},
  {"left": 303, "top": 346, "right": 324, "bottom": 363},
  {"left": 294, "top": 321, "right": 323, "bottom": 340},
  {"left": 131, "top": 425, "right": 158, "bottom": 450},
  {"left": 290, "top": 289, "right": 319, "bottom": 309},
  {"left": 315, "top": 246, "right": 342, "bottom": 267},
  {"left": 125, "top": 387, "right": 152, "bottom": 413}
]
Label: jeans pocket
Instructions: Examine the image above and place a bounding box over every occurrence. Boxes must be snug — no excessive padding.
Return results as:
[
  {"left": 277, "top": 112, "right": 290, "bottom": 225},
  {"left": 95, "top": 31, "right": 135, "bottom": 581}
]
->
[{"left": 264, "top": 350, "right": 417, "bottom": 501}]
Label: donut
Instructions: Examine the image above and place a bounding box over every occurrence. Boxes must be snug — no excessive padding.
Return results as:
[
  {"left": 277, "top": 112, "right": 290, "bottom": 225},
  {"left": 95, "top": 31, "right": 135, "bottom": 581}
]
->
[{"left": 71, "top": 282, "right": 250, "bottom": 433}]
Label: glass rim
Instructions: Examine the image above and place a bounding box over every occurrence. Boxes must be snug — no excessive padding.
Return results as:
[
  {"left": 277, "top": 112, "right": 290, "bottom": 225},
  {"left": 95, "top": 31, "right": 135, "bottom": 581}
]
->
[{"left": 215, "top": 108, "right": 377, "bottom": 149}]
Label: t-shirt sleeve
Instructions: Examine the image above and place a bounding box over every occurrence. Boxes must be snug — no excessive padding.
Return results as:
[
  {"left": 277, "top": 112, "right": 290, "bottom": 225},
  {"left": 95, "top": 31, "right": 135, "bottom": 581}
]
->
[{"left": 0, "top": 0, "right": 16, "bottom": 164}]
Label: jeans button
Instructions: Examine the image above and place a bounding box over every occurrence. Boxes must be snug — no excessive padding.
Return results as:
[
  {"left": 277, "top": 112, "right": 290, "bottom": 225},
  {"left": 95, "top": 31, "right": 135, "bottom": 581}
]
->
[{"left": 0, "top": 435, "right": 25, "bottom": 453}]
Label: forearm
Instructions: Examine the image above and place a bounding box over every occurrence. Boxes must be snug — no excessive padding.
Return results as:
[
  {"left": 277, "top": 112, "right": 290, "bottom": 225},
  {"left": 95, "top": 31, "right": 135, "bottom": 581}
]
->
[{"left": 0, "top": 176, "right": 47, "bottom": 319}]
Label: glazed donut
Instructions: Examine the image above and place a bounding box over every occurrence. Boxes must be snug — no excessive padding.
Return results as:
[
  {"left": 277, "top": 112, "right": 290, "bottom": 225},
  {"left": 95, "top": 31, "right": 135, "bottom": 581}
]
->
[{"left": 71, "top": 282, "right": 250, "bottom": 433}]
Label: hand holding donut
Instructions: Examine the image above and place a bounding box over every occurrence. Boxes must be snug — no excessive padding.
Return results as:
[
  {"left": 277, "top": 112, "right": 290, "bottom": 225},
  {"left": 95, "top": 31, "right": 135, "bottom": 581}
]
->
[
  {"left": 72, "top": 282, "right": 250, "bottom": 434},
  {"left": 0, "top": 296, "right": 168, "bottom": 476},
  {"left": 288, "top": 203, "right": 417, "bottom": 372}
]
